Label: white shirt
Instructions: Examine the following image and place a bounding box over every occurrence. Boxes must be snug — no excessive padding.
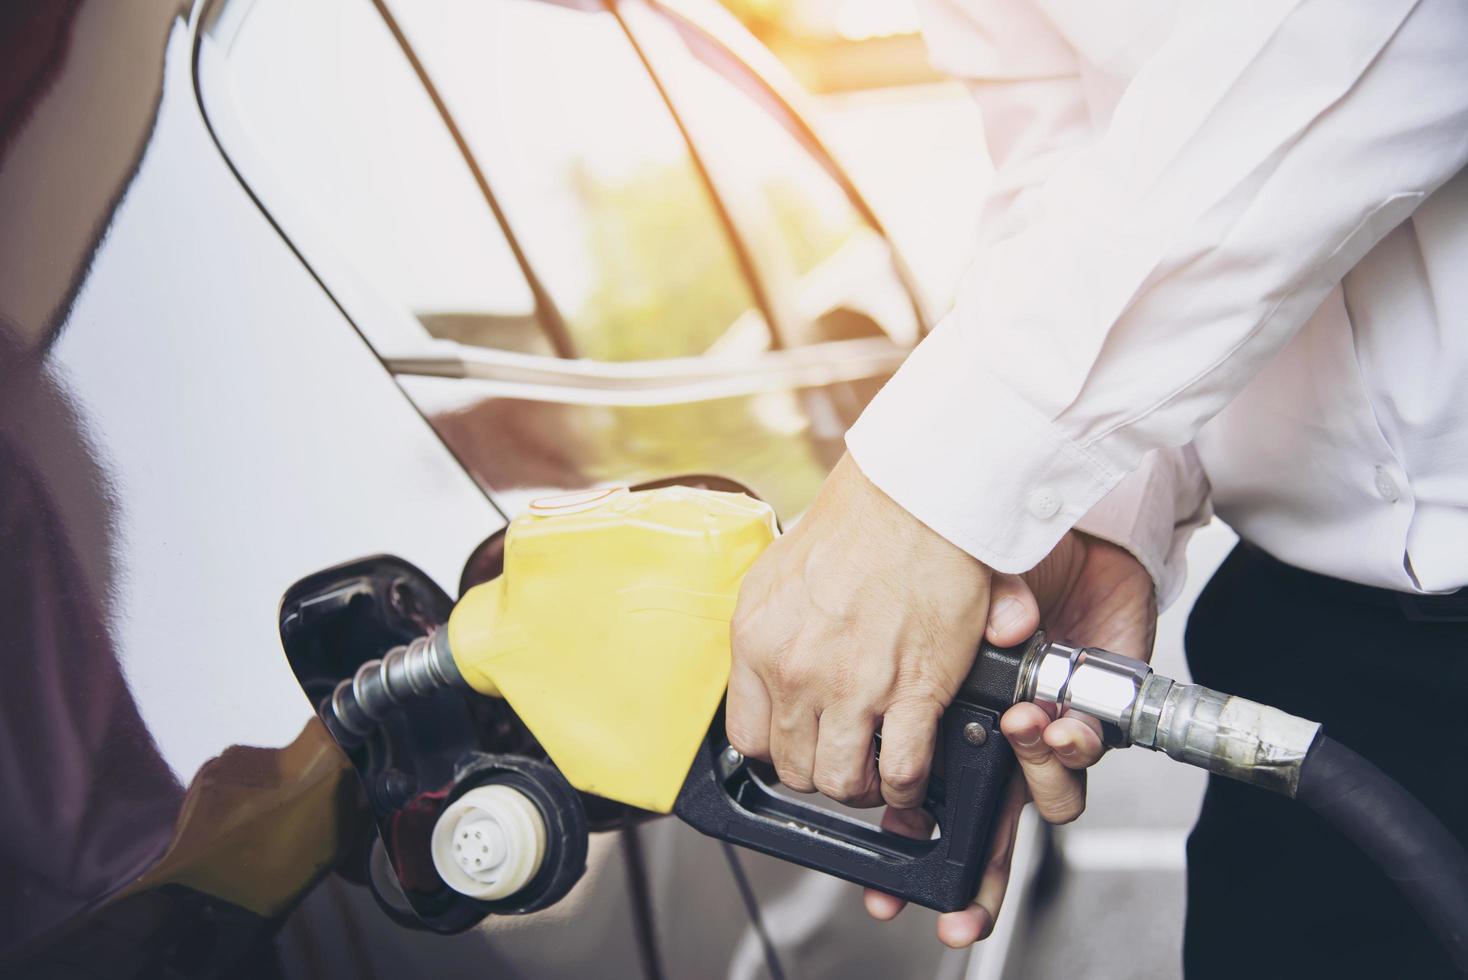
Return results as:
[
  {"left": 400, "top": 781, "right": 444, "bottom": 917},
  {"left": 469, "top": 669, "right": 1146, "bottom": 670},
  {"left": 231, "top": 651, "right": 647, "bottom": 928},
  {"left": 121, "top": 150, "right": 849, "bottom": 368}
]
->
[{"left": 846, "top": 0, "right": 1468, "bottom": 604}]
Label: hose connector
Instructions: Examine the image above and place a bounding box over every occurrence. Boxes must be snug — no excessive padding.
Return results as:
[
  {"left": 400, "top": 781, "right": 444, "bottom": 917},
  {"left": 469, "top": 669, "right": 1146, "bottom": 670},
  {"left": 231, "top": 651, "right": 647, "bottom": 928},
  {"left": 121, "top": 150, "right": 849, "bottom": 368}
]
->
[
  {"left": 322, "top": 629, "right": 464, "bottom": 747},
  {"left": 1128, "top": 674, "right": 1321, "bottom": 797},
  {"left": 1017, "top": 639, "right": 1152, "bottom": 746},
  {"left": 1017, "top": 637, "right": 1322, "bottom": 797}
]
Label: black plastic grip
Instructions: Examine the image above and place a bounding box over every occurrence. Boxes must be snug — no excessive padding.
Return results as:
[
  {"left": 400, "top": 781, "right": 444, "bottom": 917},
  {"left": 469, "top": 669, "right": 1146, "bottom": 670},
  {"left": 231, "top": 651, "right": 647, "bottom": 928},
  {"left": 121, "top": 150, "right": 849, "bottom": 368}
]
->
[
  {"left": 959, "top": 634, "right": 1036, "bottom": 712},
  {"left": 673, "top": 638, "right": 1033, "bottom": 912}
]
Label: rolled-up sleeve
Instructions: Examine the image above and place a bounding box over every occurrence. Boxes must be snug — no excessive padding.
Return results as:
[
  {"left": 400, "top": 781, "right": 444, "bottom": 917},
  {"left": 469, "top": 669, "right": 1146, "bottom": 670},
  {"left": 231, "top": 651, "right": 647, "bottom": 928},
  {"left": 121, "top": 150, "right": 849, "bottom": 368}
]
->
[{"left": 848, "top": 0, "right": 1468, "bottom": 573}]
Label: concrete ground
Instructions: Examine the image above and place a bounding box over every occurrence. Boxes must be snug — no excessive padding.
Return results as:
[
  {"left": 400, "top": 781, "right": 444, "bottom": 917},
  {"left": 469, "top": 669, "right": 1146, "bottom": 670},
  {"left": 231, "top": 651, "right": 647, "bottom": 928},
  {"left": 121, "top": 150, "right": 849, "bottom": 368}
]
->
[{"left": 814, "top": 85, "right": 1241, "bottom": 979}]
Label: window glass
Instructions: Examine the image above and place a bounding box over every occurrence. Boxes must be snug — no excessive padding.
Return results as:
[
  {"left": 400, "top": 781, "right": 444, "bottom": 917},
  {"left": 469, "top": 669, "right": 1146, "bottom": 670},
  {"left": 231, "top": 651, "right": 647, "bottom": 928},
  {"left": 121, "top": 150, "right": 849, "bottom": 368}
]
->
[
  {"left": 220, "top": 0, "right": 553, "bottom": 355},
  {"left": 628, "top": 3, "right": 922, "bottom": 348},
  {"left": 389, "top": 0, "right": 771, "bottom": 362}
]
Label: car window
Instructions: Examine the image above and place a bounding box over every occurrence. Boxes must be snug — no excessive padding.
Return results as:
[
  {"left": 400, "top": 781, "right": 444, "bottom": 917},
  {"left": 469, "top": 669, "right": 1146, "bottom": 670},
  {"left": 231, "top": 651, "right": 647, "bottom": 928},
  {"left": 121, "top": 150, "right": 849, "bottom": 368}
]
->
[
  {"left": 626, "top": 2, "right": 922, "bottom": 348},
  {"left": 219, "top": 0, "right": 554, "bottom": 356},
  {"left": 387, "top": 0, "right": 774, "bottom": 363}
]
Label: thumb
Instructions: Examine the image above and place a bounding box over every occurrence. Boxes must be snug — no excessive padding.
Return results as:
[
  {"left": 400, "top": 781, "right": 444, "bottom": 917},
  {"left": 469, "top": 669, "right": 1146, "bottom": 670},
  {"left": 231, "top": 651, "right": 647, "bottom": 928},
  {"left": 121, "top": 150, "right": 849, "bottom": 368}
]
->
[{"left": 985, "top": 573, "right": 1040, "bottom": 646}]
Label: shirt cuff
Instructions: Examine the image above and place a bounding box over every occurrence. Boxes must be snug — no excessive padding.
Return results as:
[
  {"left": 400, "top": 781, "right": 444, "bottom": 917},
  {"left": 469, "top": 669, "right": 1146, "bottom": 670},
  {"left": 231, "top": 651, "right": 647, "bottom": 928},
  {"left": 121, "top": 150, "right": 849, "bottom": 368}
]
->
[
  {"left": 1073, "top": 447, "right": 1212, "bottom": 609},
  {"left": 845, "top": 318, "right": 1120, "bottom": 574}
]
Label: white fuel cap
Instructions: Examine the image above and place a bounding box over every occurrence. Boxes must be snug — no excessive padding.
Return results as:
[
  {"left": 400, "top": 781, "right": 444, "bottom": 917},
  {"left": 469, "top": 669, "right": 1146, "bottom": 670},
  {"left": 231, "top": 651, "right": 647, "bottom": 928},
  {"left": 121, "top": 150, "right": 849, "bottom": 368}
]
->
[{"left": 431, "top": 785, "right": 547, "bottom": 900}]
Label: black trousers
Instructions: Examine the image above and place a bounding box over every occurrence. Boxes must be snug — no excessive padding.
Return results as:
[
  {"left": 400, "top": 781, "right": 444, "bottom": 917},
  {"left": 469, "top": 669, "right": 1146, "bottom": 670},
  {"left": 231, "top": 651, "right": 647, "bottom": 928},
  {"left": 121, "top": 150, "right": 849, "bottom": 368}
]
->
[{"left": 1183, "top": 543, "right": 1468, "bottom": 979}]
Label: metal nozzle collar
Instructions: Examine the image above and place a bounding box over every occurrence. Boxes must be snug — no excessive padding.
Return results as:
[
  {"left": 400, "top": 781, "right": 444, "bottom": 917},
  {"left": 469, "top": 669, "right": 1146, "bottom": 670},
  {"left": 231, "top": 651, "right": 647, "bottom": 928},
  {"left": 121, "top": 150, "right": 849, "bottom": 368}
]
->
[
  {"left": 1013, "top": 635, "right": 1322, "bottom": 796},
  {"left": 1019, "top": 639, "right": 1153, "bottom": 747}
]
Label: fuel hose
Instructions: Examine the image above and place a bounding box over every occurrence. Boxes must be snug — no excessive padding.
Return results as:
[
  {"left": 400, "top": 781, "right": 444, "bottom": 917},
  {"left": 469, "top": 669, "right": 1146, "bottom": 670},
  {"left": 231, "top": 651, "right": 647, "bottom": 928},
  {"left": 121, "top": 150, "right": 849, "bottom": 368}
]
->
[{"left": 1295, "top": 737, "right": 1468, "bottom": 972}]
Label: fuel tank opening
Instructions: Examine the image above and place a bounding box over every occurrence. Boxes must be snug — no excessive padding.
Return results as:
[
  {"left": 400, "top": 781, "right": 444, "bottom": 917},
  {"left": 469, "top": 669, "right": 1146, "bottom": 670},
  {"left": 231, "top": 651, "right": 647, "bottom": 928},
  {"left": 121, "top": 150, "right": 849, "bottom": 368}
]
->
[{"left": 278, "top": 555, "right": 552, "bottom": 934}]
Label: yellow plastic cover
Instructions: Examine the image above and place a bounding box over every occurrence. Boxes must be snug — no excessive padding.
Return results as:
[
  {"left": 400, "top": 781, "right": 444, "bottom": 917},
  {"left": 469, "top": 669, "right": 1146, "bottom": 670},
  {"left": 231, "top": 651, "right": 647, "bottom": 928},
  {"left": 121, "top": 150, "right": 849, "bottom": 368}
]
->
[{"left": 447, "top": 485, "right": 777, "bottom": 813}]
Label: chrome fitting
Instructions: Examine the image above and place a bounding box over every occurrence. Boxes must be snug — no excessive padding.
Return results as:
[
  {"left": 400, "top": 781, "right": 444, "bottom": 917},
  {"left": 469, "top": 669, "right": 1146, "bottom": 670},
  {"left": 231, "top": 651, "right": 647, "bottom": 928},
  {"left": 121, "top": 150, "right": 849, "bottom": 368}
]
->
[
  {"left": 1018, "top": 637, "right": 1323, "bottom": 797},
  {"left": 1019, "top": 640, "right": 1153, "bottom": 746}
]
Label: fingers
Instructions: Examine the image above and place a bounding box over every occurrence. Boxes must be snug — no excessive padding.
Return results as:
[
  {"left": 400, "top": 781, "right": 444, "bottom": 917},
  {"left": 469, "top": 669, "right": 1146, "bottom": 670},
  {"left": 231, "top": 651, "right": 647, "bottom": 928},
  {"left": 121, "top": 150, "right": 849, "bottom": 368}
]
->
[
  {"left": 1045, "top": 713, "right": 1105, "bottom": 770},
  {"left": 769, "top": 702, "right": 819, "bottom": 792},
  {"left": 862, "top": 806, "right": 935, "bottom": 921},
  {"left": 863, "top": 887, "right": 906, "bottom": 923},
  {"left": 1001, "top": 702, "right": 1089, "bottom": 824},
  {"left": 725, "top": 452, "right": 998, "bottom": 816},
  {"left": 924, "top": 710, "right": 1103, "bottom": 947},
  {"left": 813, "top": 709, "right": 882, "bottom": 806},
  {"left": 725, "top": 658, "right": 772, "bottom": 761},
  {"left": 984, "top": 573, "right": 1040, "bottom": 647},
  {"left": 863, "top": 776, "right": 1030, "bottom": 947},
  {"left": 936, "top": 775, "right": 1026, "bottom": 947},
  {"left": 876, "top": 700, "right": 942, "bottom": 808}
]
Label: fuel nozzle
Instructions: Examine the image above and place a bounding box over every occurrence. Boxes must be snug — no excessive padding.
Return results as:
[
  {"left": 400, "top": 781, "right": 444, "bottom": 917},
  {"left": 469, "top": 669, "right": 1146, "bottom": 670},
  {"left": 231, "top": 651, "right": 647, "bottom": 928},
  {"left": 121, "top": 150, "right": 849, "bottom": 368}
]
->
[
  {"left": 324, "top": 625, "right": 1324, "bottom": 799},
  {"left": 994, "top": 633, "right": 1321, "bottom": 798},
  {"left": 319, "top": 630, "right": 466, "bottom": 749}
]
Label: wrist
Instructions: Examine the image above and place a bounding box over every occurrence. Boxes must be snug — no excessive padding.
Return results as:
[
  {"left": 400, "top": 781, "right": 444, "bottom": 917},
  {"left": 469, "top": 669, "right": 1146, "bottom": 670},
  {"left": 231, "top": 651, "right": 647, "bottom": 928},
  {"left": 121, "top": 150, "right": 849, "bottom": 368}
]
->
[{"left": 837, "top": 453, "right": 993, "bottom": 581}]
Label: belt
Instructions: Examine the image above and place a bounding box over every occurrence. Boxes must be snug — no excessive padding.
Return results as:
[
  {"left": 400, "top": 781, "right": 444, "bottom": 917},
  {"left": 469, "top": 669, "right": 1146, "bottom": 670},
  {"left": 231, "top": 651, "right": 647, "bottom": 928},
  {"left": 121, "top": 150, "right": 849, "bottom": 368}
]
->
[{"left": 1238, "top": 542, "right": 1468, "bottom": 623}]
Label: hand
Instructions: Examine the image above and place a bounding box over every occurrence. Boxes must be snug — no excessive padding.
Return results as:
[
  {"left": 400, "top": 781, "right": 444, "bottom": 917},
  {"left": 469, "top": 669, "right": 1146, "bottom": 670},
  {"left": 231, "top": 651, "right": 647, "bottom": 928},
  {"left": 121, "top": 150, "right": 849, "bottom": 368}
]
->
[
  {"left": 727, "top": 453, "right": 995, "bottom": 809},
  {"left": 863, "top": 529, "right": 1158, "bottom": 946}
]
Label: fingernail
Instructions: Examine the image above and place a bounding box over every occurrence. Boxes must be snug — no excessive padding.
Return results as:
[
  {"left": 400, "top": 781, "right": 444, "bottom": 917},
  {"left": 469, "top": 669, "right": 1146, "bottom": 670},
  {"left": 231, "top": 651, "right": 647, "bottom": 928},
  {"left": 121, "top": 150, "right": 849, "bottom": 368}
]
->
[
  {"left": 1015, "top": 727, "right": 1041, "bottom": 749},
  {"left": 1056, "top": 742, "right": 1078, "bottom": 760},
  {"left": 989, "top": 596, "right": 1025, "bottom": 634}
]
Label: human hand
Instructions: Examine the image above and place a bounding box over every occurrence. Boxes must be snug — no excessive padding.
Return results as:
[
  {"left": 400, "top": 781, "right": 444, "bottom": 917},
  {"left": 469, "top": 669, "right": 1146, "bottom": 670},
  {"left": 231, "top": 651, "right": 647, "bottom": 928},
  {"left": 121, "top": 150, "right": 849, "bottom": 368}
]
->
[
  {"left": 726, "top": 453, "right": 995, "bottom": 810},
  {"left": 862, "top": 530, "right": 1157, "bottom": 946}
]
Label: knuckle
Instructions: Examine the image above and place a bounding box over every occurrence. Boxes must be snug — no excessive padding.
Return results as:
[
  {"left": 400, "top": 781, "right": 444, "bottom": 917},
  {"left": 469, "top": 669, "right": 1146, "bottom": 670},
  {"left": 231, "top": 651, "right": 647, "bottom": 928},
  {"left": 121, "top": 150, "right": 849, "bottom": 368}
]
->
[
  {"left": 859, "top": 652, "right": 900, "bottom": 695},
  {"left": 880, "top": 762, "right": 926, "bottom": 794},
  {"left": 887, "top": 689, "right": 945, "bottom": 721},
  {"left": 772, "top": 711, "right": 809, "bottom": 737},
  {"left": 725, "top": 725, "right": 764, "bottom": 758},
  {"left": 767, "top": 653, "right": 813, "bottom": 693},
  {"left": 825, "top": 663, "right": 861, "bottom": 703},
  {"left": 776, "top": 764, "right": 815, "bottom": 793},
  {"left": 769, "top": 651, "right": 804, "bottom": 689},
  {"left": 882, "top": 787, "right": 921, "bottom": 809},
  {"left": 730, "top": 606, "right": 769, "bottom": 649},
  {"left": 813, "top": 769, "right": 866, "bottom": 804}
]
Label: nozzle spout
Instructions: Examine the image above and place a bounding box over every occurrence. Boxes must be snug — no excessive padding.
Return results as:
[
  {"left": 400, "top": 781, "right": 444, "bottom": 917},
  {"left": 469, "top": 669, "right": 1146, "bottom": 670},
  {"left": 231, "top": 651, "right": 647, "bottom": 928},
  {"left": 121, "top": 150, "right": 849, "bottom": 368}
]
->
[{"left": 322, "top": 629, "right": 464, "bottom": 747}]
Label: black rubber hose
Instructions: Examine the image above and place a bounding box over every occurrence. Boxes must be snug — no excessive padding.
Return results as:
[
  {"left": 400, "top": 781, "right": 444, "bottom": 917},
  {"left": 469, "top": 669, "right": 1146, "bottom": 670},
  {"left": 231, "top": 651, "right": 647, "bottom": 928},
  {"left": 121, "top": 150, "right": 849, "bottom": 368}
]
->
[{"left": 1295, "top": 736, "right": 1468, "bottom": 973}]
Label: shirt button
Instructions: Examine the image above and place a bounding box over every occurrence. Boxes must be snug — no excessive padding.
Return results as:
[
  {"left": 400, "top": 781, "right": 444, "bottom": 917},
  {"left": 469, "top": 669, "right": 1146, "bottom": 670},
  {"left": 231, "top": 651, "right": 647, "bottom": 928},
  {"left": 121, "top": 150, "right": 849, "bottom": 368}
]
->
[
  {"left": 1374, "top": 466, "right": 1400, "bottom": 503},
  {"left": 1028, "top": 487, "right": 1062, "bottom": 519}
]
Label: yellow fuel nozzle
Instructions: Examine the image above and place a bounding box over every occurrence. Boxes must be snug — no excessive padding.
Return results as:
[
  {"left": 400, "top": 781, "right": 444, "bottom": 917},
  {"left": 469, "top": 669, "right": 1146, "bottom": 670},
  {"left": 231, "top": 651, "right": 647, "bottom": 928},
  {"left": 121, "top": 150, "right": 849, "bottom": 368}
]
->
[{"left": 445, "top": 485, "right": 778, "bottom": 814}]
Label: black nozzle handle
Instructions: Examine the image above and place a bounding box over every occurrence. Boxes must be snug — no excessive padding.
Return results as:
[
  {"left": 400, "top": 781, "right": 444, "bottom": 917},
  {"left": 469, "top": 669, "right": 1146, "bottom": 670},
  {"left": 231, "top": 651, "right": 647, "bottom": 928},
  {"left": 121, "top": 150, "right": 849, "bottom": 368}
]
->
[
  {"left": 673, "top": 637, "right": 1030, "bottom": 912},
  {"left": 959, "top": 632, "right": 1042, "bottom": 713}
]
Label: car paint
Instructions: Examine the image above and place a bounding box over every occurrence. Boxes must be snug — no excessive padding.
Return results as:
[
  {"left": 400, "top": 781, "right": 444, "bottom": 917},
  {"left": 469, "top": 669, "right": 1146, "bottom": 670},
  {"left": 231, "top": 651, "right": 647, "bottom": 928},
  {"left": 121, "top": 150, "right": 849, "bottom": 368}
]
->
[{"left": 197, "top": 0, "right": 919, "bottom": 519}]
